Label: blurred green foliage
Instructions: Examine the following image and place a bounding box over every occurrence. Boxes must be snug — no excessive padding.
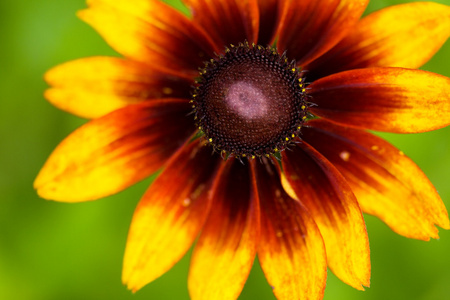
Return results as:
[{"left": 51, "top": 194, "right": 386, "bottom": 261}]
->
[{"left": 1, "top": 0, "right": 450, "bottom": 299}]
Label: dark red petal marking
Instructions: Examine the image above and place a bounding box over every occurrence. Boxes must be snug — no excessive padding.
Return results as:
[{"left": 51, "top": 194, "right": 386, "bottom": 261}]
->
[
  {"left": 305, "top": 2, "right": 450, "bottom": 80},
  {"left": 188, "top": 159, "right": 260, "bottom": 300},
  {"left": 182, "top": 0, "right": 259, "bottom": 48},
  {"left": 45, "top": 56, "right": 193, "bottom": 119},
  {"left": 276, "top": 0, "right": 368, "bottom": 66},
  {"left": 302, "top": 119, "right": 450, "bottom": 240},
  {"left": 281, "top": 141, "right": 370, "bottom": 290},
  {"left": 308, "top": 67, "right": 450, "bottom": 133},
  {"left": 80, "top": 0, "right": 219, "bottom": 77},
  {"left": 257, "top": 0, "right": 281, "bottom": 45},
  {"left": 34, "top": 99, "right": 196, "bottom": 202},
  {"left": 251, "top": 158, "right": 327, "bottom": 300},
  {"left": 123, "top": 139, "right": 223, "bottom": 291}
]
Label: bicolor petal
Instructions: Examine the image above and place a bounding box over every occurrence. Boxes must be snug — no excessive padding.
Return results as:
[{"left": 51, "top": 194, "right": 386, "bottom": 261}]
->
[
  {"left": 182, "top": 0, "right": 259, "bottom": 48},
  {"left": 306, "top": 2, "right": 450, "bottom": 79},
  {"left": 44, "top": 56, "right": 193, "bottom": 119},
  {"left": 188, "top": 159, "right": 259, "bottom": 300},
  {"left": 276, "top": 0, "right": 368, "bottom": 66},
  {"left": 34, "top": 99, "right": 195, "bottom": 202},
  {"left": 302, "top": 120, "right": 450, "bottom": 240},
  {"left": 122, "top": 139, "right": 223, "bottom": 292},
  {"left": 79, "top": 0, "right": 218, "bottom": 77},
  {"left": 282, "top": 141, "right": 370, "bottom": 290},
  {"left": 309, "top": 67, "right": 450, "bottom": 133},
  {"left": 252, "top": 158, "right": 327, "bottom": 300}
]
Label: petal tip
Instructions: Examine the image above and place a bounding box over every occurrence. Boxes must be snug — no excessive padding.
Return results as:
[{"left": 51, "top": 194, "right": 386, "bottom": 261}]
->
[
  {"left": 122, "top": 271, "right": 143, "bottom": 294},
  {"left": 76, "top": 9, "right": 92, "bottom": 25},
  {"left": 347, "top": 271, "right": 371, "bottom": 291},
  {"left": 348, "top": 274, "right": 370, "bottom": 291},
  {"left": 439, "top": 216, "right": 450, "bottom": 230},
  {"left": 33, "top": 171, "right": 53, "bottom": 200}
]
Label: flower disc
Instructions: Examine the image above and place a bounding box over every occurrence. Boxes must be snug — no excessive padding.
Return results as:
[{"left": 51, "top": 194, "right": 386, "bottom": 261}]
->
[{"left": 192, "top": 44, "right": 309, "bottom": 157}]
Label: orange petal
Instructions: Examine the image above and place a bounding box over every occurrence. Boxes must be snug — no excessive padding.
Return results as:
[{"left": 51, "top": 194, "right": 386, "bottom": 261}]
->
[
  {"left": 281, "top": 141, "right": 370, "bottom": 290},
  {"left": 188, "top": 158, "right": 259, "bottom": 300},
  {"left": 44, "top": 56, "right": 193, "bottom": 119},
  {"left": 79, "top": 0, "right": 218, "bottom": 77},
  {"left": 309, "top": 67, "right": 450, "bottom": 133},
  {"left": 256, "top": 0, "right": 280, "bottom": 45},
  {"left": 276, "top": 0, "right": 368, "bottom": 66},
  {"left": 306, "top": 2, "right": 450, "bottom": 79},
  {"left": 34, "top": 99, "right": 195, "bottom": 202},
  {"left": 302, "top": 119, "right": 450, "bottom": 240},
  {"left": 251, "top": 158, "right": 327, "bottom": 300},
  {"left": 182, "top": 0, "right": 259, "bottom": 48},
  {"left": 122, "top": 139, "right": 223, "bottom": 292}
]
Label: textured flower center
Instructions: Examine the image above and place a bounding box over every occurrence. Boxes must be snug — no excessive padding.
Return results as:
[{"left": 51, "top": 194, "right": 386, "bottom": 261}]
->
[{"left": 192, "top": 43, "right": 309, "bottom": 158}]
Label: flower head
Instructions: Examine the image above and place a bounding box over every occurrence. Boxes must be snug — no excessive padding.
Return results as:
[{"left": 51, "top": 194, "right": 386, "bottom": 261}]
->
[{"left": 35, "top": 1, "right": 450, "bottom": 299}]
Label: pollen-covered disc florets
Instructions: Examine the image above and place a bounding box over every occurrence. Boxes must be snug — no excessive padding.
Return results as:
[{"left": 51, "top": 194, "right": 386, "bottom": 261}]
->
[{"left": 191, "top": 42, "right": 309, "bottom": 158}]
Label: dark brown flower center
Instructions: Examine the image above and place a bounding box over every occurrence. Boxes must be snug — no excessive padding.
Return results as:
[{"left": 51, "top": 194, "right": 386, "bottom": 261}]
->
[{"left": 191, "top": 43, "right": 309, "bottom": 158}]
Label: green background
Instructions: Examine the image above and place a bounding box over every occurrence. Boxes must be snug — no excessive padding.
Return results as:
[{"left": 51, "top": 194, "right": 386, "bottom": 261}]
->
[{"left": 2, "top": 0, "right": 450, "bottom": 299}]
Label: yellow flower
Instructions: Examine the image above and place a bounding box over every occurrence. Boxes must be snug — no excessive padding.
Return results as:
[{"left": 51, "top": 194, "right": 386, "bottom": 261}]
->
[{"left": 35, "top": 1, "right": 450, "bottom": 299}]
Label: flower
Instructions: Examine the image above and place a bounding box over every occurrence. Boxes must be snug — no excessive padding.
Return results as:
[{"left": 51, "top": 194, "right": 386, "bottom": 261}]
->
[{"left": 35, "top": 0, "right": 450, "bottom": 299}]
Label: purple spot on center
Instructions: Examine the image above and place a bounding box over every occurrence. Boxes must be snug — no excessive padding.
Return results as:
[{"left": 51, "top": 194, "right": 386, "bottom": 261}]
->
[{"left": 225, "top": 81, "right": 268, "bottom": 119}]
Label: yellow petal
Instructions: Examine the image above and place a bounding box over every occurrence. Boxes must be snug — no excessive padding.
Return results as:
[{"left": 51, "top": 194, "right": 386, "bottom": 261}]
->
[
  {"left": 282, "top": 141, "right": 370, "bottom": 290},
  {"left": 79, "top": 0, "right": 217, "bottom": 77},
  {"left": 252, "top": 158, "right": 327, "bottom": 300},
  {"left": 306, "top": 2, "right": 450, "bottom": 78},
  {"left": 276, "top": 0, "right": 368, "bottom": 66},
  {"left": 302, "top": 120, "right": 450, "bottom": 240},
  {"left": 34, "top": 100, "right": 194, "bottom": 202},
  {"left": 309, "top": 68, "right": 450, "bottom": 133},
  {"left": 188, "top": 159, "right": 259, "bottom": 300},
  {"left": 122, "top": 140, "right": 222, "bottom": 291},
  {"left": 45, "top": 56, "right": 192, "bottom": 119}
]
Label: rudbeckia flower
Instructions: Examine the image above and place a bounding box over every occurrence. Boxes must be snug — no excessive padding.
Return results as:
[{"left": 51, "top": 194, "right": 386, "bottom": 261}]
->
[{"left": 35, "top": 0, "right": 450, "bottom": 299}]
